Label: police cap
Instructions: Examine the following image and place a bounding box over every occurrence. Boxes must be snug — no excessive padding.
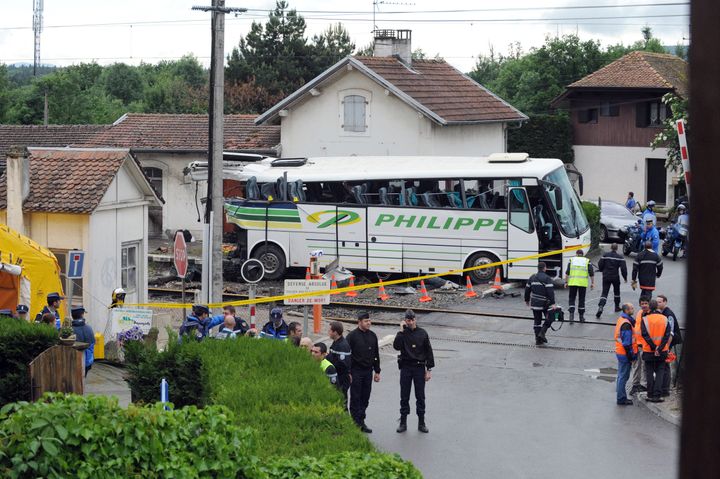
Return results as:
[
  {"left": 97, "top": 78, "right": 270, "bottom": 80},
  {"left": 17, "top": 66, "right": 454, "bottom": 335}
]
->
[
  {"left": 357, "top": 311, "right": 370, "bottom": 320},
  {"left": 47, "top": 292, "right": 64, "bottom": 303},
  {"left": 192, "top": 304, "right": 210, "bottom": 316},
  {"left": 16, "top": 304, "right": 29, "bottom": 314}
]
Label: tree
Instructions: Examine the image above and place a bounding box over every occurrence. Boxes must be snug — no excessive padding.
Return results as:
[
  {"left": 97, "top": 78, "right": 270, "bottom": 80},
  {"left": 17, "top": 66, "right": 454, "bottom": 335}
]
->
[
  {"left": 651, "top": 93, "right": 688, "bottom": 172},
  {"left": 226, "top": 1, "right": 313, "bottom": 98},
  {"left": 104, "top": 63, "right": 144, "bottom": 104},
  {"left": 226, "top": 1, "right": 354, "bottom": 111},
  {"left": 311, "top": 23, "right": 355, "bottom": 71},
  {"left": 0, "top": 65, "right": 9, "bottom": 123}
]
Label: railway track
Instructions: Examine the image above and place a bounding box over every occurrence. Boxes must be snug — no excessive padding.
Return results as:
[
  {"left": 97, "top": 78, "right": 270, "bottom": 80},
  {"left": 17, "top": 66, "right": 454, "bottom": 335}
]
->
[{"left": 148, "top": 286, "right": 619, "bottom": 327}]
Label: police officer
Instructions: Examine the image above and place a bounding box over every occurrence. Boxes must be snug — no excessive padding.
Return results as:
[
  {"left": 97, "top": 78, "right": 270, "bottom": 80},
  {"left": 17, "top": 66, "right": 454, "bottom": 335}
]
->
[
  {"left": 347, "top": 311, "right": 380, "bottom": 433},
  {"left": 0, "top": 309, "right": 13, "bottom": 318},
  {"left": 642, "top": 218, "right": 660, "bottom": 254},
  {"left": 632, "top": 241, "right": 663, "bottom": 302},
  {"left": 35, "top": 292, "right": 63, "bottom": 329},
  {"left": 326, "top": 321, "right": 352, "bottom": 411},
  {"left": 642, "top": 200, "right": 657, "bottom": 226},
  {"left": 71, "top": 306, "right": 96, "bottom": 377},
  {"left": 179, "top": 304, "right": 212, "bottom": 340},
  {"left": 16, "top": 304, "right": 29, "bottom": 321},
  {"left": 657, "top": 294, "right": 682, "bottom": 396},
  {"left": 525, "top": 262, "right": 556, "bottom": 345},
  {"left": 393, "top": 309, "right": 434, "bottom": 434},
  {"left": 596, "top": 243, "right": 628, "bottom": 318},
  {"left": 259, "top": 307, "right": 290, "bottom": 340},
  {"left": 565, "top": 249, "right": 594, "bottom": 322}
]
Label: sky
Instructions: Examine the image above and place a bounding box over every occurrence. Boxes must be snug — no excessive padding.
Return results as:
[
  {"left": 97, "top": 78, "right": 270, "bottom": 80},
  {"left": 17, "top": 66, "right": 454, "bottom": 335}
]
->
[{"left": 0, "top": 0, "right": 690, "bottom": 73}]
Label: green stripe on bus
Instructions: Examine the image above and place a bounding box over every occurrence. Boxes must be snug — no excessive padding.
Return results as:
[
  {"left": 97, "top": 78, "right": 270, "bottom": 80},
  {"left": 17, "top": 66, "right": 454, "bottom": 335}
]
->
[
  {"left": 229, "top": 207, "right": 300, "bottom": 217},
  {"left": 229, "top": 214, "right": 301, "bottom": 223}
]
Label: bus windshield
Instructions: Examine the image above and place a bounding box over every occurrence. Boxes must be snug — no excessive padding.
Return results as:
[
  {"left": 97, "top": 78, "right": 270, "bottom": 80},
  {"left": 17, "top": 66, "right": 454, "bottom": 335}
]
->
[{"left": 543, "top": 167, "right": 589, "bottom": 238}]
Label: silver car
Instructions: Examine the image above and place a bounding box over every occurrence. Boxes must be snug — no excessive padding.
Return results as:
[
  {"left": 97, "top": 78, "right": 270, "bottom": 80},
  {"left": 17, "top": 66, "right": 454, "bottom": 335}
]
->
[{"left": 589, "top": 200, "right": 639, "bottom": 242}]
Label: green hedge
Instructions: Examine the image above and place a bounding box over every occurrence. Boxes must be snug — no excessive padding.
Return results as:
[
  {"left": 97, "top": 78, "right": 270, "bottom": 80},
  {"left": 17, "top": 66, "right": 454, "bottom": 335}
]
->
[
  {"left": 582, "top": 201, "right": 602, "bottom": 250},
  {"left": 125, "top": 337, "right": 374, "bottom": 458},
  {"left": 508, "top": 113, "right": 574, "bottom": 164},
  {"left": 0, "top": 394, "right": 421, "bottom": 479},
  {"left": 0, "top": 319, "right": 58, "bottom": 407},
  {"left": 0, "top": 394, "right": 256, "bottom": 479},
  {"left": 124, "top": 337, "right": 207, "bottom": 408}
]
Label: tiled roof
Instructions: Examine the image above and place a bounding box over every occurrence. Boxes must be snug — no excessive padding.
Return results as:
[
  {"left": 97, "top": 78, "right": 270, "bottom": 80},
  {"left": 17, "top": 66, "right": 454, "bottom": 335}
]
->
[
  {"left": 568, "top": 51, "right": 688, "bottom": 97},
  {"left": 0, "top": 148, "right": 129, "bottom": 214},
  {"left": 256, "top": 56, "right": 526, "bottom": 125},
  {"left": 354, "top": 57, "right": 526, "bottom": 123},
  {"left": 81, "top": 114, "right": 280, "bottom": 151},
  {"left": 0, "top": 124, "right": 109, "bottom": 169}
]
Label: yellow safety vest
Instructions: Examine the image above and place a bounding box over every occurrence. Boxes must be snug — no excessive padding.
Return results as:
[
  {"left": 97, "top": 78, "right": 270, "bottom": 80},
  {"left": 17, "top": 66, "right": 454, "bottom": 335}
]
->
[{"left": 568, "top": 257, "right": 590, "bottom": 288}]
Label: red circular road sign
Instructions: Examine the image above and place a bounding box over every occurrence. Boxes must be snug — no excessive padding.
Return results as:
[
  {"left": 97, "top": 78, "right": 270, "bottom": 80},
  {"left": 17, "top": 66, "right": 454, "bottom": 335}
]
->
[{"left": 174, "top": 231, "right": 188, "bottom": 278}]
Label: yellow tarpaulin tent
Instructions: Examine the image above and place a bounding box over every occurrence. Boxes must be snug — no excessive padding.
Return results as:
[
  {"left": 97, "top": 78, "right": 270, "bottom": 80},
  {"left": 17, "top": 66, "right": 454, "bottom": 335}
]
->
[{"left": 0, "top": 223, "right": 65, "bottom": 321}]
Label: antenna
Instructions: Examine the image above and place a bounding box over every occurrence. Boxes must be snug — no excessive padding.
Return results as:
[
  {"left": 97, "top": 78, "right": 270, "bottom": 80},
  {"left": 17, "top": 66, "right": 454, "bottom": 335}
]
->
[
  {"left": 373, "top": 0, "right": 415, "bottom": 33},
  {"left": 33, "top": 0, "right": 43, "bottom": 76}
]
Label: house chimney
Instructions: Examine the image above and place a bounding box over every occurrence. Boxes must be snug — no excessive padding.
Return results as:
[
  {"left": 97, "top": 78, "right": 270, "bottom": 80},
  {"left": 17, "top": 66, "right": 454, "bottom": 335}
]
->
[
  {"left": 373, "top": 29, "right": 412, "bottom": 65},
  {"left": 5, "top": 145, "right": 30, "bottom": 235}
]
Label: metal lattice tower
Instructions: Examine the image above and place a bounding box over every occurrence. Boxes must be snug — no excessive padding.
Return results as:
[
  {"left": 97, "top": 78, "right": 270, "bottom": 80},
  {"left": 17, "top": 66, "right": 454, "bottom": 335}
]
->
[{"left": 33, "top": 0, "right": 43, "bottom": 76}]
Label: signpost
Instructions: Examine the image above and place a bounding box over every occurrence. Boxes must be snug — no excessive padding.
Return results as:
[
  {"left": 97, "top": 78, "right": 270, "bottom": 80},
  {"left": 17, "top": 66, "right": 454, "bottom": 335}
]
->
[
  {"left": 174, "top": 232, "right": 188, "bottom": 318},
  {"left": 241, "top": 259, "right": 265, "bottom": 330},
  {"left": 676, "top": 119, "right": 691, "bottom": 198},
  {"left": 284, "top": 279, "right": 330, "bottom": 335},
  {"left": 66, "top": 250, "right": 84, "bottom": 317}
]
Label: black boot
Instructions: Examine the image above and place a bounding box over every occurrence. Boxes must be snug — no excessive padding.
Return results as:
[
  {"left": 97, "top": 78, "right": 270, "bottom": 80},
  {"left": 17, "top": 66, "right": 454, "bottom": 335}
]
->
[
  {"left": 569, "top": 310, "right": 575, "bottom": 322},
  {"left": 539, "top": 325, "right": 549, "bottom": 344},
  {"left": 614, "top": 302, "right": 622, "bottom": 312},
  {"left": 418, "top": 415, "right": 429, "bottom": 433},
  {"left": 579, "top": 313, "right": 586, "bottom": 322},
  {"left": 595, "top": 306, "right": 603, "bottom": 319},
  {"left": 396, "top": 415, "right": 407, "bottom": 433}
]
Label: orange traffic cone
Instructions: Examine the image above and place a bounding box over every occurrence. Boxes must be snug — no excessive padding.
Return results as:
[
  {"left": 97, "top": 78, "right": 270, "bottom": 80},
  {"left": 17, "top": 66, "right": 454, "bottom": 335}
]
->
[
  {"left": 418, "top": 279, "right": 432, "bottom": 302},
  {"left": 330, "top": 274, "right": 339, "bottom": 294},
  {"left": 491, "top": 268, "right": 503, "bottom": 290},
  {"left": 464, "top": 275, "right": 478, "bottom": 298},
  {"left": 377, "top": 279, "right": 390, "bottom": 301},
  {"left": 345, "top": 276, "right": 358, "bottom": 298},
  {"left": 305, "top": 267, "right": 311, "bottom": 280}
]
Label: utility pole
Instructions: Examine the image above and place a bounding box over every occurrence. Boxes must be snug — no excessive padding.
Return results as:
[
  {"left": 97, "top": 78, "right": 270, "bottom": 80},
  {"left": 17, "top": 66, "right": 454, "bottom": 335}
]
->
[
  {"left": 33, "top": 0, "right": 44, "bottom": 76},
  {"left": 192, "top": 1, "right": 246, "bottom": 307}
]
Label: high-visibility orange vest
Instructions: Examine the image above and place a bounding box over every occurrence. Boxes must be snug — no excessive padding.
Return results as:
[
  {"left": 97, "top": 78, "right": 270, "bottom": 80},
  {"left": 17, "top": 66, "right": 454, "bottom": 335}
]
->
[
  {"left": 614, "top": 316, "right": 638, "bottom": 356},
  {"left": 636, "top": 313, "right": 670, "bottom": 353},
  {"left": 633, "top": 311, "right": 644, "bottom": 347}
]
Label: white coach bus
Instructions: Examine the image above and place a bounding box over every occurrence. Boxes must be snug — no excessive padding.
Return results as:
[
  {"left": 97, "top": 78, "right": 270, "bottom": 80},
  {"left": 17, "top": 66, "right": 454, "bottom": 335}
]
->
[{"left": 193, "top": 153, "right": 590, "bottom": 282}]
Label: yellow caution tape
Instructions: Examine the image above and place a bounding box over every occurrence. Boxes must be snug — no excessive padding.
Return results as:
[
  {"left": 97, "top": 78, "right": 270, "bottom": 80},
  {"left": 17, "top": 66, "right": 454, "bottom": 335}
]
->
[{"left": 125, "top": 244, "right": 590, "bottom": 310}]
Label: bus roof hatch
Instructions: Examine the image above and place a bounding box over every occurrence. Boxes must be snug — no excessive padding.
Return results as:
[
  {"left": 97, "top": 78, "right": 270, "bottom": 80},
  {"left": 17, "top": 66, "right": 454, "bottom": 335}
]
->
[{"left": 488, "top": 153, "right": 529, "bottom": 163}]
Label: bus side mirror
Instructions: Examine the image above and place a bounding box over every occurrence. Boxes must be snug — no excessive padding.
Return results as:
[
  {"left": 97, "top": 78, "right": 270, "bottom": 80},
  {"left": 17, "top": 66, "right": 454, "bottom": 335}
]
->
[{"left": 554, "top": 188, "right": 563, "bottom": 210}]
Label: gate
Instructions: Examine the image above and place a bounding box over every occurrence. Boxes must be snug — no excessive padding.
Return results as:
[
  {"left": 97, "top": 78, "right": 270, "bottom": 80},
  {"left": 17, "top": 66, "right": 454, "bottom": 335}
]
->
[{"left": 29, "top": 345, "right": 84, "bottom": 401}]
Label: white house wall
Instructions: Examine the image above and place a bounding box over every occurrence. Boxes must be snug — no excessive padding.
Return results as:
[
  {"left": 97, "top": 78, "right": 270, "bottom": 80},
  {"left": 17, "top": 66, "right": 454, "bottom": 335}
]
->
[
  {"left": 574, "top": 145, "right": 675, "bottom": 205},
  {"left": 279, "top": 70, "right": 506, "bottom": 158},
  {"left": 136, "top": 152, "right": 206, "bottom": 239},
  {"left": 87, "top": 163, "right": 150, "bottom": 333}
]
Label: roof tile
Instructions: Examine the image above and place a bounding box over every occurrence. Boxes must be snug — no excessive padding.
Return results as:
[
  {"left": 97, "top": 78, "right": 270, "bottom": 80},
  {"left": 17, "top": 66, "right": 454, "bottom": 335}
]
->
[
  {"left": 0, "top": 148, "right": 128, "bottom": 214},
  {"left": 81, "top": 114, "right": 280, "bottom": 151},
  {"left": 568, "top": 51, "right": 688, "bottom": 97}
]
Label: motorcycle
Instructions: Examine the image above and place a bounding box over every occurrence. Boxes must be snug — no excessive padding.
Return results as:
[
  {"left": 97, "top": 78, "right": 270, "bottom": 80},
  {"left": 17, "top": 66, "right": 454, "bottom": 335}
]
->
[
  {"left": 662, "top": 216, "right": 689, "bottom": 261},
  {"left": 619, "top": 219, "right": 644, "bottom": 256}
]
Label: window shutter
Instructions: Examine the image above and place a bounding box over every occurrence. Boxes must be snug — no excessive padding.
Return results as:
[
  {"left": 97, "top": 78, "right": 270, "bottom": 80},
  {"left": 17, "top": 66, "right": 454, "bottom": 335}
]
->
[{"left": 636, "top": 102, "right": 648, "bottom": 127}]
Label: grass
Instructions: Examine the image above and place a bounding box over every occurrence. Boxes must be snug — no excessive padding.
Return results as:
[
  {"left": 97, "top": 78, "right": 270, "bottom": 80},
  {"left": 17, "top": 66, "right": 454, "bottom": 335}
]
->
[{"left": 183, "top": 338, "right": 374, "bottom": 458}]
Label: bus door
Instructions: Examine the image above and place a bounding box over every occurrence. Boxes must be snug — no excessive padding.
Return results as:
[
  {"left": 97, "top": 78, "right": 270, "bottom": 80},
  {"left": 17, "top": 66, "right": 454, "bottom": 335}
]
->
[
  {"left": 506, "top": 187, "right": 538, "bottom": 280},
  {"left": 333, "top": 206, "right": 368, "bottom": 270}
]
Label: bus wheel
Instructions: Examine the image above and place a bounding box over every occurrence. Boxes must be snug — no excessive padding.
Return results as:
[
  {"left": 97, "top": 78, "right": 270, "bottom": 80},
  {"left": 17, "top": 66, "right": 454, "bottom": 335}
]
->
[
  {"left": 252, "top": 244, "right": 286, "bottom": 280},
  {"left": 466, "top": 252, "right": 499, "bottom": 284}
]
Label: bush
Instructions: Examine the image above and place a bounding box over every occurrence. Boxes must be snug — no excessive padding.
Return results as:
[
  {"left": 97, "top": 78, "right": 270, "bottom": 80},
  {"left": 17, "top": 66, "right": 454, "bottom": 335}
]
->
[
  {"left": 262, "top": 452, "right": 423, "bottom": 479},
  {"left": 124, "top": 334, "right": 207, "bottom": 408},
  {"left": 0, "top": 319, "right": 58, "bottom": 407},
  {"left": 0, "top": 394, "right": 421, "bottom": 479},
  {"left": 0, "top": 394, "right": 257, "bottom": 479},
  {"left": 582, "top": 201, "right": 602, "bottom": 250},
  {"left": 508, "top": 113, "right": 574, "bottom": 163},
  {"left": 125, "top": 338, "right": 374, "bottom": 457}
]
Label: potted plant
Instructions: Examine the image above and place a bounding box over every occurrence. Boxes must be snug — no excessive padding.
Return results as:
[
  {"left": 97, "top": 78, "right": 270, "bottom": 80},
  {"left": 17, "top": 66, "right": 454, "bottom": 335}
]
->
[{"left": 59, "top": 326, "right": 76, "bottom": 345}]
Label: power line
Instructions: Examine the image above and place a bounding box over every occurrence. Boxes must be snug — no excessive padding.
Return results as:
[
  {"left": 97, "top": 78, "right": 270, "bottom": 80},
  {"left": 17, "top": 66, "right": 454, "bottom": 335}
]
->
[
  {"left": 244, "top": 2, "right": 690, "bottom": 15},
  {"left": 0, "top": 13, "right": 689, "bottom": 31}
]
